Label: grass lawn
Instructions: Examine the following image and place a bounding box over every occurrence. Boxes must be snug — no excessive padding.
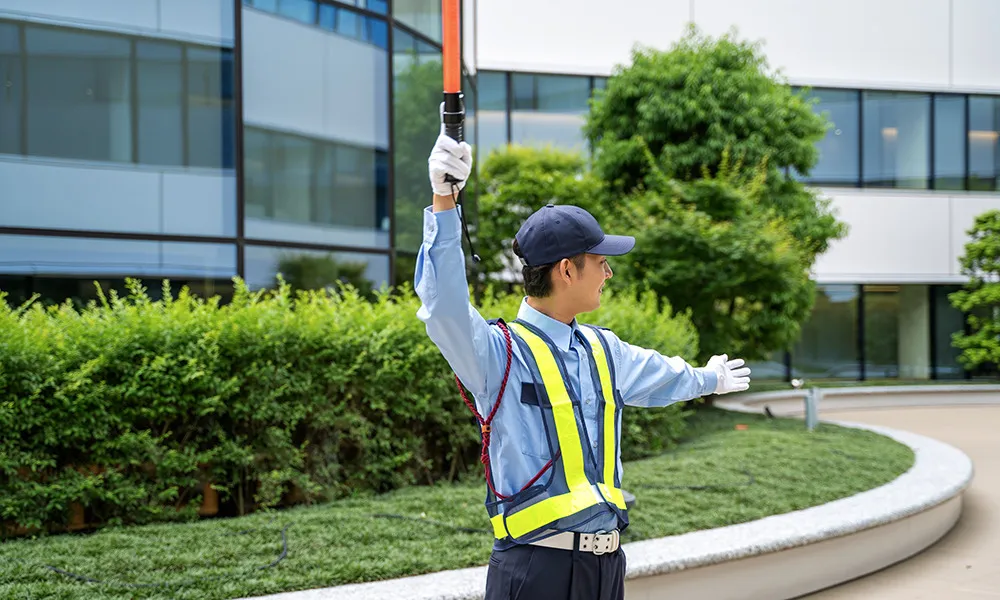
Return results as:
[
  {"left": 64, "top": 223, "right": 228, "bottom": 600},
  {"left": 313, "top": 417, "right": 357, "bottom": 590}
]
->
[{"left": 0, "top": 407, "right": 914, "bottom": 600}]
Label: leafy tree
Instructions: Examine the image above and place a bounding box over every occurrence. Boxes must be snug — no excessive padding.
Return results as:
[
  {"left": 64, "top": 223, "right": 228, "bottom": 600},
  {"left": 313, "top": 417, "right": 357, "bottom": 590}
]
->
[
  {"left": 611, "top": 155, "right": 817, "bottom": 362},
  {"left": 472, "top": 145, "right": 607, "bottom": 292},
  {"left": 949, "top": 210, "right": 1000, "bottom": 374},
  {"left": 578, "top": 26, "right": 848, "bottom": 361}
]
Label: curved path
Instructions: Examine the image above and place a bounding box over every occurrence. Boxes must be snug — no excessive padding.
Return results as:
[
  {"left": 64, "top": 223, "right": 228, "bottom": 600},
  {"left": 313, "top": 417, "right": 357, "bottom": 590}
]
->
[{"left": 801, "top": 404, "right": 1000, "bottom": 599}]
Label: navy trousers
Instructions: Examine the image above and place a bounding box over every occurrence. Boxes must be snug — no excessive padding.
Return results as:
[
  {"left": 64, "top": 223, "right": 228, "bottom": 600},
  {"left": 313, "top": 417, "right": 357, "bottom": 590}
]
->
[{"left": 484, "top": 541, "right": 626, "bottom": 600}]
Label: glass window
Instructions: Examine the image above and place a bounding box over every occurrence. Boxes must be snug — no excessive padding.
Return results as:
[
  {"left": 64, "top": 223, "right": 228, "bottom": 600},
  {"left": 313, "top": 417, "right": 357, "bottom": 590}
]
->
[
  {"left": 271, "top": 133, "right": 315, "bottom": 224},
  {"left": 0, "top": 234, "right": 236, "bottom": 279},
  {"left": 863, "top": 91, "right": 931, "bottom": 189},
  {"left": 475, "top": 71, "right": 508, "bottom": 158},
  {"left": 0, "top": 22, "right": 21, "bottom": 156},
  {"left": 366, "top": 0, "right": 389, "bottom": 14},
  {"left": 186, "top": 46, "right": 236, "bottom": 169},
  {"left": 934, "top": 94, "right": 966, "bottom": 190},
  {"left": 797, "top": 88, "right": 860, "bottom": 185},
  {"left": 317, "top": 4, "right": 386, "bottom": 48},
  {"left": 392, "top": 26, "right": 442, "bottom": 253},
  {"left": 244, "top": 127, "right": 390, "bottom": 248},
  {"left": 392, "top": 0, "right": 442, "bottom": 43},
  {"left": 968, "top": 96, "right": 1000, "bottom": 191},
  {"left": 863, "top": 285, "right": 901, "bottom": 379},
  {"left": 136, "top": 41, "right": 183, "bottom": 166},
  {"left": 932, "top": 285, "right": 965, "bottom": 379},
  {"left": 365, "top": 17, "right": 389, "bottom": 50},
  {"left": 25, "top": 26, "right": 132, "bottom": 163},
  {"left": 277, "top": 0, "right": 316, "bottom": 24},
  {"left": 248, "top": 0, "right": 279, "bottom": 10},
  {"left": 244, "top": 245, "right": 389, "bottom": 294},
  {"left": 511, "top": 74, "right": 590, "bottom": 151},
  {"left": 244, "top": 127, "right": 274, "bottom": 219},
  {"left": 791, "top": 285, "right": 859, "bottom": 380},
  {"left": 746, "top": 350, "right": 788, "bottom": 381}
]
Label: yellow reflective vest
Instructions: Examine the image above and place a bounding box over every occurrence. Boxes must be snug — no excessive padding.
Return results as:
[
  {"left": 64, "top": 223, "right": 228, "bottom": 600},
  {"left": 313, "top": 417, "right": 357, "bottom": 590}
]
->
[{"left": 486, "top": 318, "right": 629, "bottom": 542}]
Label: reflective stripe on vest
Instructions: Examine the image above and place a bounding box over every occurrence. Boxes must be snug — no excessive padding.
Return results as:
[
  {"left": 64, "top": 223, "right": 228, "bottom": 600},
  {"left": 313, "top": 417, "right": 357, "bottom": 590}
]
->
[
  {"left": 488, "top": 321, "right": 626, "bottom": 540},
  {"left": 579, "top": 325, "right": 627, "bottom": 511}
]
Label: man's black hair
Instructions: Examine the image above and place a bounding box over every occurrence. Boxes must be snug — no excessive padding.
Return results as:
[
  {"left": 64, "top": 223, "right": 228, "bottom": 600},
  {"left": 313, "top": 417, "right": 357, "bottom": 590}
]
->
[{"left": 512, "top": 239, "right": 586, "bottom": 298}]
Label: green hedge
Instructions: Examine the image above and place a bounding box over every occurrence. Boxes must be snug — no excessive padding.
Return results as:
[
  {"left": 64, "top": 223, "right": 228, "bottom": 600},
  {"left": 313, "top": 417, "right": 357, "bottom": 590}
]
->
[{"left": 0, "top": 279, "right": 699, "bottom": 536}]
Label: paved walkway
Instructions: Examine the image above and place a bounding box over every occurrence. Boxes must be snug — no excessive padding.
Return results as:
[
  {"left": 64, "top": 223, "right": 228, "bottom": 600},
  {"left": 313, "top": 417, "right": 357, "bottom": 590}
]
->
[{"left": 803, "top": 405, "right": 1000, "bottom": 599}]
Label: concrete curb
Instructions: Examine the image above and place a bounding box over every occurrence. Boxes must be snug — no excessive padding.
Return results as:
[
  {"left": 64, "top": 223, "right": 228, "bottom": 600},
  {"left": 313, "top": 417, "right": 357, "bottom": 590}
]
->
[{"left": 237, "top": 389, "right": 980, "bottom": 600}]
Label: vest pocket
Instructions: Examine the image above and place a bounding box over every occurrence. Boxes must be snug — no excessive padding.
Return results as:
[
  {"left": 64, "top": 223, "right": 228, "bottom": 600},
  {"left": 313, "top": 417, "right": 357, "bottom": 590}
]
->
[{"left": 519, "top": 382, "right": 553, "bottom": 460}]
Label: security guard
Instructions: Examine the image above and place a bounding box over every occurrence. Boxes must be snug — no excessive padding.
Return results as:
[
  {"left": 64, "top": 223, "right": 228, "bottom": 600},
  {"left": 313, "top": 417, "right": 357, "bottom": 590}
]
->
[{"left": 416, "top": 133, "right": 751, "bottom": 599}]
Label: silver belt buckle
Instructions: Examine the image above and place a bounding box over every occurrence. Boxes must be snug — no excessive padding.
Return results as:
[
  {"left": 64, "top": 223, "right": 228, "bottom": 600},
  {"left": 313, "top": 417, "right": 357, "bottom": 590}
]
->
[{"left": 591, "top": 530, "right": 619, "bottom": 555}]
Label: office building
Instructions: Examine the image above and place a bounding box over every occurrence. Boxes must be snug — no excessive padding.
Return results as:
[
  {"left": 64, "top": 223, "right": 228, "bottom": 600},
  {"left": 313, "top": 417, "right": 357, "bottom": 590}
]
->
[{"left": 1, "top": 0, "right": 995, "bottom": 381}]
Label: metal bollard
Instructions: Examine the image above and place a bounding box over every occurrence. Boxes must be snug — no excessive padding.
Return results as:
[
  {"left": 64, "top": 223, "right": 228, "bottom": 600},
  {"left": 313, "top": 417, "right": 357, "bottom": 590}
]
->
[{"left": 805, "top": 387, "right": 821, "bottom": 431}]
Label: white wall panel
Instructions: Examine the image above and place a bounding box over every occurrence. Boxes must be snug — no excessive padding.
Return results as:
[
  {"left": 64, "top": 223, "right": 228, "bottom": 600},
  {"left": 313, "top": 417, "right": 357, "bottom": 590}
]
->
[
  {"left": 952, "top": 0, "right": 1000, "bottom": 91},
  {"left": 162, "top": 172, "right": 237, "bottom": 237},
  {"left": 475, "top": 0, "right": 689, "bottom": 75},
  {"left": 158, "top": 0, "right": 234, "bottom": 45},
  {"left": 474, "top": 0, "right": 1000, "bottom": 93},
  {"left": 243, "top": 9, "right": 388, "bottom": 149},
  {"left": 0, "top": 0, "right": 158, "bottom": 32},
  {"left": 0, "top": 160, "right": 160, "bottom": 234},
  {"left": 694, "top": 0, "right": 950, "bottom": 89},
  {"left": 949, "top": 196, "right": 1000, "bottom": 277},
  {"left": 0, "top": 0, "right": 232, "bottom": 45},
  {"left": 811, "top": 191, "right": 955, "bottom": 283},
  {"left": 0, "top": 158, "right": 235, "bottom": 237}
]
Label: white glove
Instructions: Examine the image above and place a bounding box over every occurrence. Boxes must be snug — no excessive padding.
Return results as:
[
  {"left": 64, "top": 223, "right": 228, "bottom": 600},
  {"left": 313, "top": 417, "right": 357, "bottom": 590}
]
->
[
  {"left": 428, "top": 102, "right": 473, "bottom": 197},
  {"left": 706, "top": 354, "right": 751, "bottom": 395}
]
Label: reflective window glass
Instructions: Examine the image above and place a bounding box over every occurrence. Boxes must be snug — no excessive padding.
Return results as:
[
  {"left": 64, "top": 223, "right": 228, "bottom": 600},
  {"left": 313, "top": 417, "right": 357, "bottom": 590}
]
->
[
  {"left": 25, "top": 26, "right": 132, "bottom": 163},
  {"left": 244, "top": 245, "right": 389, "bottom": 294},
  {"left": 798, "top": 88, "right": 860, "bottom": 185},
  {"left": 0, "top": 234, "right": 236, "bottom": 279},
  {"left": 392, "top": 0, "right": 442, "bottom": 43},
  {"left": 476, "top": 71, "right": 507, "bottom": 157},
  {"left": 933, "top": 285, "right": 965, "bottom": 379},
  {"left": 277, "top": 0, "right": 316, "bottom": 24},
  {"left": 863, "top": 285, "right": 902, "bottom": 379},
  {"left": 136, "top": 41, "right": 184, "bottom": 166},
  {"left": 968, "top": 96, "right": 1000, "bottom": 191},
  {"left": 934, "top": 94, "right": 966, "bottom": 190},
  {"left": 244, "top": 127, "right": 390, "bottom": 248},
  {"left": 791, "top": 285, "right": 859, "bottom": 379},
  {"left": 244, "top": 127, "right": 274, "bottom": 219},
  {"left": 186, "top": 47, "right": 236, "bottom": 169},
  {"left": 862, "top": 91, "right": 931, "bottom": 189},
  {"left": 0, "top": 22, "right": 21, "bottom": 155},
  {"left": 271, "top": 134, "right": 315, "bottom": 224},
  {"left": 392, "top": 26, "right": 442, "bottom": 253},
  {"left": 511, "top": 74, "right": 590, "bottom": 151}
]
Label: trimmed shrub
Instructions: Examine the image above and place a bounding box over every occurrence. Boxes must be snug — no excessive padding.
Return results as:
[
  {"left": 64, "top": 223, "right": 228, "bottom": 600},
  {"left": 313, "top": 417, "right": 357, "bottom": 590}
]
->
[{"left": 0, "top": 279, "right": 698, "bottom": 535}]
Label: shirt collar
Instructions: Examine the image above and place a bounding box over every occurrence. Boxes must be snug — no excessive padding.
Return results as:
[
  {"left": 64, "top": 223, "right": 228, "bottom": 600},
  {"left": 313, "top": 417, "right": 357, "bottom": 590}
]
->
[{"left": 516, "top": 297, "right": 579, "bottom": 351}]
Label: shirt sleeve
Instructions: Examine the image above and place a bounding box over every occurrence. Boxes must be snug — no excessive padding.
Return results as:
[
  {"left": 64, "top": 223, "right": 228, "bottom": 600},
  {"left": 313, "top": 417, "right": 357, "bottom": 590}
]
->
[
  {"left": 599, "top": 328, "right": 719, "bottom": 408},
  {"left": 414, "top": 205, "right": 508, "bottom": 413}
]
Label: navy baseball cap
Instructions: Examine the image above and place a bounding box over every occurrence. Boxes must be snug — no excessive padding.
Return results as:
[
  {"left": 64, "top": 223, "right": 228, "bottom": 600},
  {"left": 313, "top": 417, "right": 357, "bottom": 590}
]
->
[{"left": 514, "top": 204, "right": 635, "bottom": 267}]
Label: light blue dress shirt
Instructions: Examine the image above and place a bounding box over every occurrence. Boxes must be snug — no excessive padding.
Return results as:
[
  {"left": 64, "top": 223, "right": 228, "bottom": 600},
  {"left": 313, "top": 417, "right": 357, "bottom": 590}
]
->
[{"left": 414, "top": 206, "right": 718, "bottom": 544}]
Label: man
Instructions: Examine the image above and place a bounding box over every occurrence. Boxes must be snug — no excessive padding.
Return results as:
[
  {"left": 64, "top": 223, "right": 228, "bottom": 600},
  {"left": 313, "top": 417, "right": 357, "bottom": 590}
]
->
[{"left": 415, "top": 131, "right": 751, "bottom": 600}]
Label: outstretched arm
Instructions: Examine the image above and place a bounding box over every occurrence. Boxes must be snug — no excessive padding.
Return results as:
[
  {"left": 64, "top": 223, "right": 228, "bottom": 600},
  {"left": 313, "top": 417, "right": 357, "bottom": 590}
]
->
[{"left": 599, "top": 330, "right": 750, "bottom": 408}]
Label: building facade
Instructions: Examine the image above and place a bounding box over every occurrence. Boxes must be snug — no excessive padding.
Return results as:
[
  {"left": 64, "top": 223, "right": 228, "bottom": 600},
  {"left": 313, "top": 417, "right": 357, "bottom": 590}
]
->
[{"left": 1, "top": 0, "right": 996, "bottom": 382}]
